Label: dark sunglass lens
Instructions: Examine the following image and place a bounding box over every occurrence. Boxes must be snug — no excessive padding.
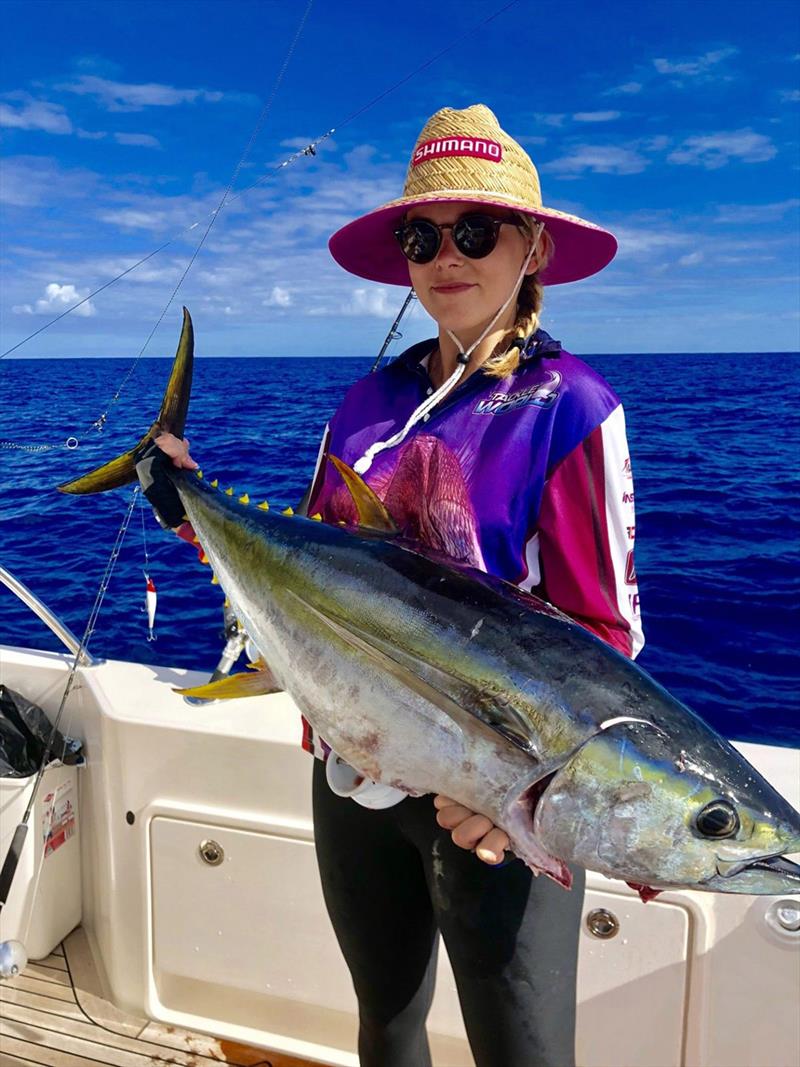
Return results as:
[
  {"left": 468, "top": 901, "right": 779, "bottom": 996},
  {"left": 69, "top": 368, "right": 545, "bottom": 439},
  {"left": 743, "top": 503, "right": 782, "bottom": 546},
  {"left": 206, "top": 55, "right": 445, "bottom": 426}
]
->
[
  {"left": 398, "top": 220, "right": 440, "bottom": 263},
  {"left": 453, "top": 215, "right": 498, "bottom": 258}
]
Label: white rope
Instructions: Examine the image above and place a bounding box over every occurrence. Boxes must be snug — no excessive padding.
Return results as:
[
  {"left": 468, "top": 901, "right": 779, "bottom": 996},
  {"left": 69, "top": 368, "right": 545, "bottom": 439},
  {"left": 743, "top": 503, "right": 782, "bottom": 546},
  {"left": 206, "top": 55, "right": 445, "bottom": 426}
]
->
[{"left": 353, "top": 224, "right": 542, "bottom": 475}]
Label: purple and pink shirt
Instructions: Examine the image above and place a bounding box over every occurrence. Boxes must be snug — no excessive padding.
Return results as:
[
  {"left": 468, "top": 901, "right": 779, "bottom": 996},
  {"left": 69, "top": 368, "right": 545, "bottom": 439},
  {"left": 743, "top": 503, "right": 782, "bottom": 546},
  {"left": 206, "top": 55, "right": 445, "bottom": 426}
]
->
[{"left": 302, "top": 329, "right": 643, "bottom": 758}]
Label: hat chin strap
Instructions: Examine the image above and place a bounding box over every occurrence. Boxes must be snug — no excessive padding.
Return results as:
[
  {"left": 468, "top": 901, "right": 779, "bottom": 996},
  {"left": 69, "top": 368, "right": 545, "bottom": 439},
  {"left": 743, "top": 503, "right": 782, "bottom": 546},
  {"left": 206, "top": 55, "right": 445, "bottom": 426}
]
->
[{"left": 353, "top": 226, "right": 542, "bottom": 477}]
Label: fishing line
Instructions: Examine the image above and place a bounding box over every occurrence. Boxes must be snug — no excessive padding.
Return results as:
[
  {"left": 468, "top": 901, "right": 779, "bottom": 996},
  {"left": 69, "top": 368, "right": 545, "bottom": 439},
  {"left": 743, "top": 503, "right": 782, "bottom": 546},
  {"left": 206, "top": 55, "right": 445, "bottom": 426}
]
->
[
  {"left": 0, "top": 488, "right": 139, "bottom": 916},
  {"left": 139, "top": 489, "right": 158, "bottom": 641},
  {"left": 0, "top": 0, "right": 519, "bottom": 367},
  {"left": 139, "top": 488, "right": 151, "bottom": 575},
  {"left": 87, "top": 0, "right": 316, "bottom": 421},
  {"left": 0, "top": 0, "right": 315, "bottom": 454}
]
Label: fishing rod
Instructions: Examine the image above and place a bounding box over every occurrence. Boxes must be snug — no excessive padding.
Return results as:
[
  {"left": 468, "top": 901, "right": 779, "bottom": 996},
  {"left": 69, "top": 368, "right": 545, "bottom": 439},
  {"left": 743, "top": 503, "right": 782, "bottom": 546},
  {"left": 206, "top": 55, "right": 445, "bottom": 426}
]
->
[
  {"left": 294, "top": 287, "right": 418, "bottom": 522},
  {"left": 0, "top": 490, "right": 139, "bottom": 918},
  {"left": 0, "top": 0, "right": 319, "bottom": 931},
  {"left": 370, "top": 289, "right": 417, "bottom": 373}
]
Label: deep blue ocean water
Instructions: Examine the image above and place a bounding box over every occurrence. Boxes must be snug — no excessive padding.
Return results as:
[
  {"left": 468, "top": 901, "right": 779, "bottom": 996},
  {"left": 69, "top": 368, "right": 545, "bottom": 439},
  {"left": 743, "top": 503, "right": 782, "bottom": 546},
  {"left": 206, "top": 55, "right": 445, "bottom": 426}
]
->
[{"left": 1, "top": 352, "right": 798, "bottom": 747}]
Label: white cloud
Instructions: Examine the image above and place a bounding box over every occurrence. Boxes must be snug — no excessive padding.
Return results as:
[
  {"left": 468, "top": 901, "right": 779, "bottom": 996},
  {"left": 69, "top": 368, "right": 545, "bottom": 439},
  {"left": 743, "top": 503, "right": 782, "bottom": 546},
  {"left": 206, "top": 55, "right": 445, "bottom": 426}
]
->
[
  {"left": 97, "top": 208, "right": 171, "bottom": 229},
  {"left": 612, "top": 225, "right": 691, "bottom": 257},
  {"left": 58, "top": 75, "right": 224, "bottom": 112},
  {"left": 13, "top": 283, "right": 97, "bottom": 317},
  {"left": 779, "top": 89, "right": 800, "bottom": 102},
  {"left": 0, "top": 155, "right": 100, "bottom": 207},
  {"left": 516, "top": 135, "right": 547, "bottom": 147},
  {"left": 543, "top": 145, "right": 648, "bottom": 176},
  {"left": 715, "top": 199, "right": 800, "bottom": 223},
  {"left": 642, "top": 135, "right": 671, "bottom": 153},
  {"left": 77, "top": 128, "right": 107, "bottom": 140},
  {"left": 344, "top": 288, "right": 391, "bottom": 317},
  {"left": 667, "top": 129, "right": 776, "bottom": 168},
  {"left": 263, "top": 286, "right": 292, "bottom": 307},
  {"left": 0, "top": 93, "right": 72, "bottom": 134},
  {"left": 83, "top": 256, "right": 185, "bottom": 285},
  {"left": 113, "top": 132, "right": 161, "bottom": 148},
  {"left": 573, "top": 111, "right": 621, "bottom": 123},
  {"left": 605, "top": 81, "right": 642, "bottom": 96},
  {"left": 532, "top": 113, "right": 566, "bottom": 128},
  {"left": 678, "top": 251, "right": 704, "bottom": 266},
  {"left": 653, "top": 47, "right": 737, "bottom": 77},
  {"left": 95, "top": 180, "right": 235, "bottom": 232}
]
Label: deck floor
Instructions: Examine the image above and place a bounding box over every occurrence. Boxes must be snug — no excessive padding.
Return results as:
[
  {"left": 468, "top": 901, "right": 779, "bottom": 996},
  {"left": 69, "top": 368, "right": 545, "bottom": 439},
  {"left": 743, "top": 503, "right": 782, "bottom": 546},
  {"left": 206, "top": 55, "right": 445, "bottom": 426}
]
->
[{"left": 0, "top": 939, "right": 326, "bottom": 1067}]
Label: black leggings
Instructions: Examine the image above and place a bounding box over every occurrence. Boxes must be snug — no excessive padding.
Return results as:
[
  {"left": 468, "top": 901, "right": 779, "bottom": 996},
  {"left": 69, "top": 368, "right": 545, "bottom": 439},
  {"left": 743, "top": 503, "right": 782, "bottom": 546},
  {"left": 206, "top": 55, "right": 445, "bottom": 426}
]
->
[{"left": 312, "top": 758, "right": 584, "bottom": 1067}]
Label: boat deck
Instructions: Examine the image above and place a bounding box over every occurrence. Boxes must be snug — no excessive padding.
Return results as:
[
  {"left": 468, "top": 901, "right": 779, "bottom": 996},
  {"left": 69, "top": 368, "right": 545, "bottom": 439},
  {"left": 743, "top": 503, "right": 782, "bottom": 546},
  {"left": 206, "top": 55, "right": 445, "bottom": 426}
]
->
[{"left": 0, "top": 932, "right": 325, "bottom": 1067}]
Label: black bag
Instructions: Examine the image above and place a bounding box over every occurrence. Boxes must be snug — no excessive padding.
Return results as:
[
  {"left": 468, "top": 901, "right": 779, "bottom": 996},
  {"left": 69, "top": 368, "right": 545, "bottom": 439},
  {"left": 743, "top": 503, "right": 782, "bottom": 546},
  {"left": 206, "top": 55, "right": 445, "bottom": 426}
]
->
[{"left": 0, "top": 686, "right": 82, "bottom": 777}]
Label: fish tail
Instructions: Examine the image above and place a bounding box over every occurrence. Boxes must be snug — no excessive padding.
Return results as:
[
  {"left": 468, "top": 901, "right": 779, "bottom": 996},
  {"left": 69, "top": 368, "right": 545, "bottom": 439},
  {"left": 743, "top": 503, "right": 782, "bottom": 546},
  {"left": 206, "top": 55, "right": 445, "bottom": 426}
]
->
[{"left": 57, "top": 307, "right": 194, "bottom": 495}]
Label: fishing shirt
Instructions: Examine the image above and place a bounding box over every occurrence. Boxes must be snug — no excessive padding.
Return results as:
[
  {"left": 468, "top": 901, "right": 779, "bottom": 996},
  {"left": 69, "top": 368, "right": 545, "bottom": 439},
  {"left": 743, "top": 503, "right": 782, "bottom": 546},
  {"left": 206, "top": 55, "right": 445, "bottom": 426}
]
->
[{"left": 301, "top": 329, "right": 644, "bottom": 759}]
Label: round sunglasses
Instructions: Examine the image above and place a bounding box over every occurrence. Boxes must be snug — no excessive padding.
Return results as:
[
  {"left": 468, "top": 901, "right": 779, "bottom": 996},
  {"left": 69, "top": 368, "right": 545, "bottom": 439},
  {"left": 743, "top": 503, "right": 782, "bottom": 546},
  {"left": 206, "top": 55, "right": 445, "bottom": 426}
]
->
[{"left": 393, "top": 212, "right": 522, "bottom": 264}]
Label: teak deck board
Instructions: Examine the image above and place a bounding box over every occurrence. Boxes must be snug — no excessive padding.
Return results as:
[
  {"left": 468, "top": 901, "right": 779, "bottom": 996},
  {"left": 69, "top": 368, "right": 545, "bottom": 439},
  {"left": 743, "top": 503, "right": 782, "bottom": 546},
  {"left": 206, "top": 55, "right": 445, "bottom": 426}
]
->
[{"left": 0, "top": 938, "right": 332, "bottom": 1067}]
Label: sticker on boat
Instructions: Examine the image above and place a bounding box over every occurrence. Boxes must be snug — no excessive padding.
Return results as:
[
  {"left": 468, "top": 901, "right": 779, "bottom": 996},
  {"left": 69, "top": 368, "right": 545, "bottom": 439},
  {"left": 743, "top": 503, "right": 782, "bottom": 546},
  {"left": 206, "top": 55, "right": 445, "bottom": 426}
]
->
[{"left": 42, "top": 781, "right": 76, "bottom": 857}]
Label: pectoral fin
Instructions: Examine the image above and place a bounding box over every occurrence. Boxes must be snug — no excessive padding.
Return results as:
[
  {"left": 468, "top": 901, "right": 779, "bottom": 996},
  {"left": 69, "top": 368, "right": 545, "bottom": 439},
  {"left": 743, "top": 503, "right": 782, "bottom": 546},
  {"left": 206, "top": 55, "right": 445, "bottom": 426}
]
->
[
  {"left": 286, "top": 589, "right": 511, "bottom": 754},
  {"left": 174, "top": 666, "right": 281, "bottom": 700}
]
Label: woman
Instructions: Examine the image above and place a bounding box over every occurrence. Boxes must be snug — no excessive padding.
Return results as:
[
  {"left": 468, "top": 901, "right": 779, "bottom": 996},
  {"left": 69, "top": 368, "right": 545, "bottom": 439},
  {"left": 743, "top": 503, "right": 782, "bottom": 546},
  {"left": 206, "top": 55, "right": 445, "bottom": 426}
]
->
[{"left": 153, "top": 104, "right": 643, "bottom": 1067}]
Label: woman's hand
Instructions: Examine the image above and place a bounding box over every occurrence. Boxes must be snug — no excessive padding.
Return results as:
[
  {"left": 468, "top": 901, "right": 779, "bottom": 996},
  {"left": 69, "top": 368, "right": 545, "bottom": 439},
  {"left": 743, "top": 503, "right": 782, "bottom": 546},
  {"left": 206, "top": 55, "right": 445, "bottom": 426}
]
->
[
  {"left": 433, "top": 795, "right": 510, "bottom": 865},
  {"left": 154, "top": 432, "right": 198, "bottom": 470}
]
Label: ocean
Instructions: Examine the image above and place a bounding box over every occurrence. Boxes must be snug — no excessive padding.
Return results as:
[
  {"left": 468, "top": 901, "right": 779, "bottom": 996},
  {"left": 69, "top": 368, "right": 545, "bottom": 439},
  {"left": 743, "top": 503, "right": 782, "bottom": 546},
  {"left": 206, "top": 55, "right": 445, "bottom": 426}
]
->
[{"left": 1, "top": 351, "right": 798, "bottom": 747}]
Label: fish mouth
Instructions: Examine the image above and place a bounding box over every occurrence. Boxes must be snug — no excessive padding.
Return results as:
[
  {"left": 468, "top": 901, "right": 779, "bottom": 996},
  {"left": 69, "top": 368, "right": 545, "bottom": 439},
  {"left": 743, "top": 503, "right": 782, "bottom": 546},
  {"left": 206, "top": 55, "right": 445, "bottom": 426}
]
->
[{"left": 715, "top": 851, "right": 800, "bottom": 890}]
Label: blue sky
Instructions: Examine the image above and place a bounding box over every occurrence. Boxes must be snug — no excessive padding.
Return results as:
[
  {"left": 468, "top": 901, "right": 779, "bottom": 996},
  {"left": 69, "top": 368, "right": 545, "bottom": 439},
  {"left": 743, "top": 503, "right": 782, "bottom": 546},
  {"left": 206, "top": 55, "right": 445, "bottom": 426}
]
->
[{"left": 1, "top": 0, "right": 799, "bottom": 357}]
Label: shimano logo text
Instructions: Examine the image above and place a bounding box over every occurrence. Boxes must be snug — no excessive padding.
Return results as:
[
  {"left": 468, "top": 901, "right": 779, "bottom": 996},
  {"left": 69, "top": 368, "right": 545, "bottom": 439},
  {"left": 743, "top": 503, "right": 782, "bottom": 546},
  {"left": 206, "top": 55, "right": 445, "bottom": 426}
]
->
[{"left": 412, "top": 137, "right": 503, "bottom": 166}]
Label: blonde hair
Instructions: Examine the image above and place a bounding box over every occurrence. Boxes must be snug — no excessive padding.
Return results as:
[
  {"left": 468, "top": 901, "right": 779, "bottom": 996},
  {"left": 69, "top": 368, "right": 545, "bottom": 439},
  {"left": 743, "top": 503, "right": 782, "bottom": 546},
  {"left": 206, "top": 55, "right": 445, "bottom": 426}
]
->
[{"left": 483, "top": 222, "right": 554, "bottom": 379}]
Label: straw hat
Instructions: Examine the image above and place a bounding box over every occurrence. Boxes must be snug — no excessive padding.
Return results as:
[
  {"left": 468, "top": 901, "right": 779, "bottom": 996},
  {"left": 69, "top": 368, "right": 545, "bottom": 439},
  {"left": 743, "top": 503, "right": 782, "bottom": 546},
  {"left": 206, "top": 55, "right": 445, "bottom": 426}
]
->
[{"left": 329, "top": 104, "right": 617, "bottom": 287}]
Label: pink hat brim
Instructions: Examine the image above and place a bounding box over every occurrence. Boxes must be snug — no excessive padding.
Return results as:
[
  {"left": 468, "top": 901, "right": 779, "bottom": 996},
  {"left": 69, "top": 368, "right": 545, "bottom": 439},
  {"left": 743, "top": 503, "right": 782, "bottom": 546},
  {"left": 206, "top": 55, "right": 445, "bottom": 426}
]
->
[{"left": 329, "top": 198, "right": 617, "bottom": 287}]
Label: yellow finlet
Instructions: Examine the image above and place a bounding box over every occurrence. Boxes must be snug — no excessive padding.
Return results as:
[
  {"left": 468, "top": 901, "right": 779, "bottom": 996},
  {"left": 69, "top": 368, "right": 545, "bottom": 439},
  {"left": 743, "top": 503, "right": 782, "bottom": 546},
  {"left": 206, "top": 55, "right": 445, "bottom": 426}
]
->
[
  {"left": 199, "top": 553, "right": 209, "bottom": 565},
  {"left": 192, "top": 535, "right": 200, "bottom": 544},
  {"left": 282, "top": 506, "right": 294, "bottom": 516},
  {"left": 257, "top": 500, "right": 269, "bottom": 511},
  {"left": 311, "top": 512, "right": 323, "bottom": 521},
  {"left": 210, "top": 478, "right": 219, "bottom": 488},
  {"left": 225, "top": 487, "right": 234, "bottom": 496},
  {"left": 238, "top": 492, "right": 250, "bottom": 505},
  {"left": 195, "top": 469, "right": 203, "bottom": 479},
  {"left": 328, "top": 455, "right": 398, "bottom": 535},
  {"left": 211, "top": 574, "right": 219, "bottom": 585}
]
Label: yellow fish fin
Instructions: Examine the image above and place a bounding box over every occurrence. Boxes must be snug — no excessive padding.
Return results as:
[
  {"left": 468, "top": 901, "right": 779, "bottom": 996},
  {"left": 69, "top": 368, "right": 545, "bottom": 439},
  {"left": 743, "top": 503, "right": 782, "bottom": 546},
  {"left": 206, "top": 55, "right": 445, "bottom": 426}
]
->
[
  {"left": 328, "top": 454, "right": 398, "bottom": 534},
  {"left": 174, "top": 666, "right": 281, "bottom": 701}
]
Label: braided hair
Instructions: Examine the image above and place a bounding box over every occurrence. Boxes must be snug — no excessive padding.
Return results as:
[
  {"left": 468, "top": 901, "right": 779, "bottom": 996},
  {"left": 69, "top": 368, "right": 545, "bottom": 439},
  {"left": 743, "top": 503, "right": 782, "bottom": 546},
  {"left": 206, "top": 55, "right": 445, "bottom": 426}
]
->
[{"left": 483, "top": 223, "right": 554, "bottom": 379}]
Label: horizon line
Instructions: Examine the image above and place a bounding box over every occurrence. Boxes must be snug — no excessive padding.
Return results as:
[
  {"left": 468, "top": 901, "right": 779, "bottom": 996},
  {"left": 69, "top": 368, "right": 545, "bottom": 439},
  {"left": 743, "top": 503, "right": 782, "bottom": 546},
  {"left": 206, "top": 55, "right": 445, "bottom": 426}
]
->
[{"left": 4, "top": 350, "right": 800, "bottom": 360}]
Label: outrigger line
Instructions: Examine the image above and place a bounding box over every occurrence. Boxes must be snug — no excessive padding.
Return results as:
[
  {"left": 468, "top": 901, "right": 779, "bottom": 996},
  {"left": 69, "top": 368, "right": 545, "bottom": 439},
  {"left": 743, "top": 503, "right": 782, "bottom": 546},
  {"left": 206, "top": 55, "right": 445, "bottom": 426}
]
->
[
  {"left": 0, "top": 0, "right": 519, "bottom": 451},
  {"left": 0, "top": 0, "right": 317, "bottom": 462}
]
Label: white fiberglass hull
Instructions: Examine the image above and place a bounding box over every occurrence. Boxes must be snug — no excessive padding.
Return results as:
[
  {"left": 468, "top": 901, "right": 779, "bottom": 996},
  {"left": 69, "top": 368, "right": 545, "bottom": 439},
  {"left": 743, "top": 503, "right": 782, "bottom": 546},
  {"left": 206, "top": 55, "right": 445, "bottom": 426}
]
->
[{"left": 0, "top": 643, "right": 798, "bottom": 1067}]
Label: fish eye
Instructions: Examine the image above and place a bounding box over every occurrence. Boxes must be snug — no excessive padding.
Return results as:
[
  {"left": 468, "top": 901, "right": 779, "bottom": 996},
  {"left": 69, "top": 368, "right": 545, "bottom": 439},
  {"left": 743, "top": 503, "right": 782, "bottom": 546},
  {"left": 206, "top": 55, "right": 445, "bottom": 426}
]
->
[{"left": 694, "top": 799, "right": 740, "bottom": 839}]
